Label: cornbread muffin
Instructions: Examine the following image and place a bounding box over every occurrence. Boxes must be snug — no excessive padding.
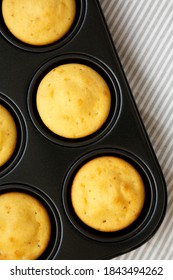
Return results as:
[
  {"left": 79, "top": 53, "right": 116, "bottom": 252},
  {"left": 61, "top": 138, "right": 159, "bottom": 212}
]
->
[
  {"left": 2, "top": 0, "right": 76, "bottom": 46},
  {"left": 36, "top": 63, "right": 111, "bottom": 138},
  {"left": 0, "top": 104, "right": 17, "bottom": 168},
  {"left": 71, "top": 156, "right": 145, "bottom": 232},
  {"left": 0, "top": 192, "right": 51, "bottom": 260}
]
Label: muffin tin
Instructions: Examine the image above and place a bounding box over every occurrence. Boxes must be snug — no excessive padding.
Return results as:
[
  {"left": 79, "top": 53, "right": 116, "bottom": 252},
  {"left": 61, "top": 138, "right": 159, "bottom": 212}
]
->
[{"left": 0, "top": 0, "right": 167, "bottom": 259}]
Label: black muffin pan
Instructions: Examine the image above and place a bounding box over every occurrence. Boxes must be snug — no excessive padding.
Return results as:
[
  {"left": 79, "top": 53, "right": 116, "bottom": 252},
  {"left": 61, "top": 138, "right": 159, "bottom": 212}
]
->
[{"left": 0, "top": 0, "right": 167, "bottom": 259}]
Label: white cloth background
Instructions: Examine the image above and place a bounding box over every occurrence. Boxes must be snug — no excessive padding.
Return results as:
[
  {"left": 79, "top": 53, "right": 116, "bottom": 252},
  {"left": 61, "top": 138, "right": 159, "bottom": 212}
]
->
[{"left": 99, "top": 0, "right": 173, "bottom": 260}]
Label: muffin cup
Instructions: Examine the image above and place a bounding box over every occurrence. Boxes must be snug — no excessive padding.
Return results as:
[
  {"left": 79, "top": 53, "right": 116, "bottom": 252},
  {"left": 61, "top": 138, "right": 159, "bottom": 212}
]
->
[
  {"left": 0, "top": 92, "right": 27, "bottom": 178},
  {"left": 0, "top": 183, "right": 62, "bottom": 260},
  {"left": 62, "top": 148, "right": 159, "bottom": 243},
  {"left": 0, "top": 0, "right": 86, "bottom": 52},
  {"left": 27, "top": 53, "right": 121, "bottom": 147}
]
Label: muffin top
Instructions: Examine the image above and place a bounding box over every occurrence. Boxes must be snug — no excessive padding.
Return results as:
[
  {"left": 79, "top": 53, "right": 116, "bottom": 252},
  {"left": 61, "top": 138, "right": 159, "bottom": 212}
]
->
[
  {"left": 2, "top": 0, "right": 76, "bottom": 45},
  {"left": 36, "top": 63, "right": 111, "bottom": 139},
  {"left": 0, "top": 192, "right": 51, "bottom": 260},
  {"left": 71, "top": 156, "right": 145, "bottom": 232},
  {"left": 0, "top": 104, "right": 17, "bottom": 168}
]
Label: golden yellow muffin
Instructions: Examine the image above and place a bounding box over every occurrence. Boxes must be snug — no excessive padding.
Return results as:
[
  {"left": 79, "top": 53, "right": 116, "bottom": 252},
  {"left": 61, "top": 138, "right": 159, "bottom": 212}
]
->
[
  {"left": 2, "top": 0, "right": 76, "bottom": 46},
  {"left": 36, "top": 63, "right": 111, "bottom": 139},
  {"left": 0, "top": 192, "right": 51, "bottom": 260},
  {"left": 0, "top": 104, "right": 17, "bottom": 168},
  {"left": 71, "top": 156, "right": 145, "bottom": 232}
]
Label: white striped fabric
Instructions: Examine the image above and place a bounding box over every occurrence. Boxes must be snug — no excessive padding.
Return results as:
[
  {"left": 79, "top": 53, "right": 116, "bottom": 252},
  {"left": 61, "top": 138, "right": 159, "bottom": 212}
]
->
[{"left": 99, "top": 0, "right": 173, "bottom": 260}]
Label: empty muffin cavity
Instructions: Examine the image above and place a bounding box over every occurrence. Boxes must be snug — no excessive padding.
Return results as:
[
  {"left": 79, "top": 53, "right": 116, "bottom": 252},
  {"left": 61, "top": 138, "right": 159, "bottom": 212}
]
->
[
  {"left": 28, "top": 54, "right": 120, "bottom": 146},
  {"left": 0, "top": 184, "right": 61, "bottom": 260},
  {"left": 0, "top": 0, "right": 86, "bottom": 52},
  {"left": 63, "top": 149, "right": 155, "bottom": 242},
  {"left": 0, "top": 93, "right": 27, "bottom": 178}
]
